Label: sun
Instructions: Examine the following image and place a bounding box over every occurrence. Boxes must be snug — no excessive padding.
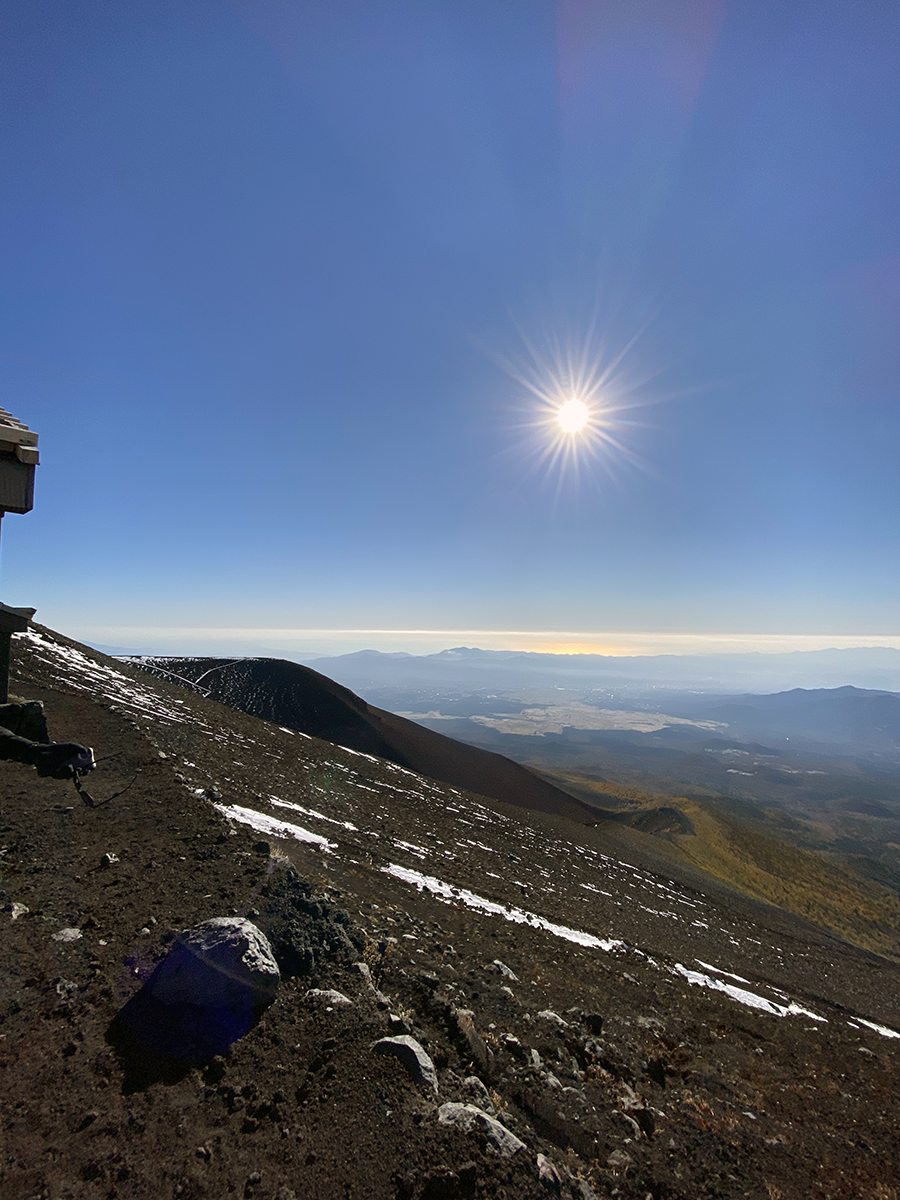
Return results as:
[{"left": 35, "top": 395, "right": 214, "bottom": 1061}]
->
[
  {"left": 557, "top": 397, "right": 590, "bottom": 433},
  {"left": 496, "top": 317, "right": 652, "bottom": 487}
]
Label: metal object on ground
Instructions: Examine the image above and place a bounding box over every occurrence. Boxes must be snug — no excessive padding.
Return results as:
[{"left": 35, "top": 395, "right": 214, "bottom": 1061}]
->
[{"left": 0, "top": 408, "right": 39, "bottom": 702}]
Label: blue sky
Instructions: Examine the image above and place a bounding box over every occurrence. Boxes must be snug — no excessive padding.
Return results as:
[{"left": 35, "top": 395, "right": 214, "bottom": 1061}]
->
[{"left": 1, "top": 0, "right": 898, "bottom": 657}]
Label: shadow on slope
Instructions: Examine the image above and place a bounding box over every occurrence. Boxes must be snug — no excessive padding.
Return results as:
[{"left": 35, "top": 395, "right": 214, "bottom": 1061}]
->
[{"left": 131, "top": 656, "right": 601, "bottom": 826}]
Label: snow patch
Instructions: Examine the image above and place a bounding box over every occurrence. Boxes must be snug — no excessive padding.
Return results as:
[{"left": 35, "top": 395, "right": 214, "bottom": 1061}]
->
[
  {"left": 673, "top": 963, "right": 825, "bottom": 1021},
  {"left": 214, "top": 804, "right": 336, "bottom": 851},
  {"left": 382, "top": 864, "right": 626, "bottom": 953},
  {"left": 848, "top": 1017, "right": 900, "bottom": 1040}
]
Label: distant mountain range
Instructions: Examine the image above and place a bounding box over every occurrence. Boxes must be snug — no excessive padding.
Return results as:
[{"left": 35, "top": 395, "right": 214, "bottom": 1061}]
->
[
  {"left": 698, "top": 686, "right": 900, "bottom": 750},
  {"left": 298, "top": 645, "right": 900, "bottom": 693}
]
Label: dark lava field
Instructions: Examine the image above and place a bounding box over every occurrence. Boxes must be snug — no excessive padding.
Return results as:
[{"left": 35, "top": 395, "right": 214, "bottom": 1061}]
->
[{"left": 2, "top": 626, "right": 899, "bottom": 1200}]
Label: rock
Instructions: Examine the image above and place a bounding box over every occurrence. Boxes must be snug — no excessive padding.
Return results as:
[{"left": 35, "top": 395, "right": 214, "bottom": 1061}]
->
[
  {"left": 52, "top": 927, "right": 82, "bottom": 942},
  {"left": 493, "top": 959, "right": 519, "bottom": 981},
  {"left": 500, "top": 985, "right": 516, "bottom": 1000},
  {"left": 373, "top": 1035, "right": 438, "bottom": 1092},
  {"left": 462, "top": 1075, "right": 495, "bottom": 1113},
  {"left": 115, "top": 917, "right": 281, "bottom": 1058},
  {"left": 453, "top": 1008, "right": 493, "bottom": 1077},
  {"left": 537, "top": 1010, "right": 568, "bottom": 1027},
  {"left": 7, "top": 902, "right": 28, "bottom": 920},
  {"left": 354, "top": 960, "right": 390, "bottom": 1007},
  {"left": 305, "top": 988, "right": 352, "bottom": 1007},
  {"left": 388, "top": 1013, "right": 413, "bottom": 1034},
  {"left": 150, "top": 918, "right": 280, "bottom": 1012},
  {"left": 607, "top": 1149, "right": 632, "bottom": 1169},
  {"left": 500, "top": 1033, "right": 526, "bottom": 1062},
  {"left": 100, "top": 852, "right": 119, "bottom": 868},
  {"left": 536, "top": 1153, "right": 563, "bottom": 1189},
  {"left": 437, "top": 1103, "right": 526, "bottom": 1157}
]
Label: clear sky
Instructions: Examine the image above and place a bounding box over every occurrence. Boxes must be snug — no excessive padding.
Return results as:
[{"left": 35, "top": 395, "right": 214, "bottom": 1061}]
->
[{"left": 1, "top": 0, "right": 898, "bottom": 657}]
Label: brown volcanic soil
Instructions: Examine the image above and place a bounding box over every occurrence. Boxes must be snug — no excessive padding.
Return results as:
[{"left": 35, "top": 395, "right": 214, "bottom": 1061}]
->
[{"left": 1, "top": 626, "right": 899, "bottom": 1200}]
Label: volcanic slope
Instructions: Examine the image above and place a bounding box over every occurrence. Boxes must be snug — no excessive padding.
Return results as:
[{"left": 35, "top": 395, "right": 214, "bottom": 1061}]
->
[
  {"left": 1, "top": 624, "right": 898, "bottom": 1200},
  {"left": 128, "top": 656, "right": 600, "bottom": 825}
]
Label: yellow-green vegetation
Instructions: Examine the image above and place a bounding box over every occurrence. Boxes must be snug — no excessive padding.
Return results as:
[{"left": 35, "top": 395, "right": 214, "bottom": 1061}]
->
[
  {"left": 669, "top": 797, "right": 900, "bottom": 961},
  {"left": 550, "top": 769, "right": 900, "bottom": 961}
]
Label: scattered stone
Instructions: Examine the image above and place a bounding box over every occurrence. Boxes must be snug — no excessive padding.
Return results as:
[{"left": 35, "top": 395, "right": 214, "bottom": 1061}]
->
[
  {"left": 618, "top": 1082, "right": 642, "bottom": 1111},
  {"left": 500, "top": 985, "right": 516, "bottom": 1000},
  {"left": 52, "top": 927, "right": 82, "bottom": 943},
  {"left": 453, "top": 1008, "right": 492, "bottom": 1076},
  {"left": 500, "top": 1033, "right": 525, "bottom": 1060},
  {"left": 437, "top": 1103, "right": 526, "bottom": 1157},
  {"left": 305, "top": 988, "right": 352, "bottom": 1008},
  {"left": 100, "top": 852, "right": 119, "bottom": 868},
  {"left": 7, "top": 902, "right": 28, "bottom": 920},
  {"left": 536, "top": 1153, "right": 563, "bottom": 1188},
  {"left": 493, "top": 959, "right": 519, "bottom": 981},
  {"left": 616, "top": 1111, "right": 642, "bottom": 1139},
  {"left": 355, "top": 961, "right": 374, "bottom": 986},
  {"left": 388, "top": 1013, "right": 413, "bottom": 1034},
  {"left": 530, "top": 1048, "right": 542, "bottom": 1070},
  {"left": 55, "top": 978, "right": 78, "bottom": 1003},
  {"left": 537, "top": 1010, "right": 568, "bottom": 1027},
  {"left": 462, "top": 1075, "right": 495, "bottom": 1113},
  {"left": 373, "top": 1035, "right": 438, "bottom": 1092}
]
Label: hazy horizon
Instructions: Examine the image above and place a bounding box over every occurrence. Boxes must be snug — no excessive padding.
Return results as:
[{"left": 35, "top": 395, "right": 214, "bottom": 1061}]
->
[{"left": 76, "top": 627, "right": 900, "bottom": 662}]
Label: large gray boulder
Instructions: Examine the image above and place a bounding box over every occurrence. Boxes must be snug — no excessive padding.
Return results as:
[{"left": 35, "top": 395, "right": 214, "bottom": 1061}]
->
[
  {"left": 150, "top": 917, "right": 280, "bottom": 1010},
  {"left": 123, "top": 917, "right": 281, "bottom": 1058}
]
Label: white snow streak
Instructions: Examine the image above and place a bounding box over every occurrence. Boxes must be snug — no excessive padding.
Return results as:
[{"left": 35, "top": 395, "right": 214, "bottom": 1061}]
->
[
  {"left": 848, "top": 1017, "right": 900, "bottom": 1040},
  {"left": 382, "top": 863, "right": 626, "bottom": 953},
  {"left": 214, "top": 803, "right": 336, "bottom": 851},
  {"left": 673, "top": 963, "right": 825, "bottom": 1021}
]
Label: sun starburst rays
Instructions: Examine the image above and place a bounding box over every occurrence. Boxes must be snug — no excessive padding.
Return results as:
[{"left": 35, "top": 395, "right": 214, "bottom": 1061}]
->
[{"left": 500, "top": 322, "right": 652, "bottom": 492}]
